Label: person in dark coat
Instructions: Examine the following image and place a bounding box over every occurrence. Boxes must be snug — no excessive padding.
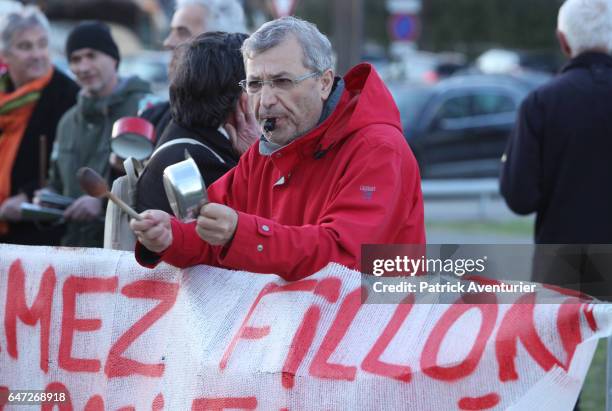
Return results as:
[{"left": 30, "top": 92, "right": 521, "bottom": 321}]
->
[
  {"left": 501, "top": 0, "right": 612, "bottom": 245},
  {"left": 0, "top": 5, "right": 79, "bottom": 245},
  {"left": 500, "top": 2, "right": 612, "bottom": 407},
  {"left": 135, "top": 32, "right": 251, "bottom": 214}
]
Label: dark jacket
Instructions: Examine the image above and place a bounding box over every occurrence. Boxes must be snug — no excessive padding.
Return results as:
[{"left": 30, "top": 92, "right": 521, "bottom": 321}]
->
[
  {"left": 501, "top": 52, "right": 612, "bottom": 244},
  {"left": 50, "top": 76, "right": 152, "bottom": 247},
  {"left": 136, "top": 120, "right": 238, "bottom": 214},
  {"left": 1, "top": 68, "right": 79, "bottom": 245},
  {"left": 140, "top": 101, "right": 172, "bottom": 142}
]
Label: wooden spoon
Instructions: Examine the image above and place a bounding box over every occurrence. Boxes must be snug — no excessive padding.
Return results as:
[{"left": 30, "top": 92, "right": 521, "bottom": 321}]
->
[{"left": 77, "top": 167, "right": 142, "bottom": 220}]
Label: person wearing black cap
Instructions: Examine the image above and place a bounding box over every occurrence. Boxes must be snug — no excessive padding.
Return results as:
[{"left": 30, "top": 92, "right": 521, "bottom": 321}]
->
[{"left": 39, "top": 20, "right": 152, "bottom": 247}]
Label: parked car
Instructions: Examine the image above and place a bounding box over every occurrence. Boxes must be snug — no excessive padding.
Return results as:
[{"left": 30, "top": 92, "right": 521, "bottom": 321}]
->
[{"left": 389, "top": 73, "right": 550, "bottom": 179}]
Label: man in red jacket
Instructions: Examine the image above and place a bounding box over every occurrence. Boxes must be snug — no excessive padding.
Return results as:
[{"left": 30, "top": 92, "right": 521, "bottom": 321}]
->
[{"left": 131, "top": 16, "right": 425, "bottom": 281}]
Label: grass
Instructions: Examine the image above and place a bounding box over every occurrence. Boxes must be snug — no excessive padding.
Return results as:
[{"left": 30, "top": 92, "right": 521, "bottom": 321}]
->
[
  {"left": 426, "top": 219, "right": 533, "bottom": 237},
  {"left": 581, "top": 339, "right": 606, "bottom": 411}
]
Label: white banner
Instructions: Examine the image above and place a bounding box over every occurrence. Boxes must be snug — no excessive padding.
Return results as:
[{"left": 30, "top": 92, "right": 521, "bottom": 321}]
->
[{"left": 0, "top": 244, "right": 610, "bottom": 410}]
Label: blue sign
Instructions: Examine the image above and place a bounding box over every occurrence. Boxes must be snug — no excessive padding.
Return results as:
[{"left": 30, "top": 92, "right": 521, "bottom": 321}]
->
[{"left": 389, "top": 14, "right": 420, "bottom": 42}]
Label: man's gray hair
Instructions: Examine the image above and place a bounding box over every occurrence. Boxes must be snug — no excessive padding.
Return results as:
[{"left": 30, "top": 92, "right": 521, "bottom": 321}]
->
[
  {"left": 175, "top": 0, "right": 247, "bottom": 33},
  {"left": 558, "top": 0, "right": 612, "bottom": 56},
  {"left": 0, "top": 3, "right": 49, "bottom": 52},
  {"left": 242, "top": 16, "right": 334, "bottom": 74}
]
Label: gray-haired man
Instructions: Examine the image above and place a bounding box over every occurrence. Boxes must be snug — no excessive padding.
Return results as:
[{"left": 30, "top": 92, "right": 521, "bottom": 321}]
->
[
  {"left": 141, "top": 0, "right": 247, "bottom": 136},
  {"left": 131, "top": 16, "right": 425, "bottom": 281},
  {"left": 164, "top": 0, "right": 246, "bottom": 51},
  {"left": 0, "top": 4, "right": 78, "bottom": 245}
]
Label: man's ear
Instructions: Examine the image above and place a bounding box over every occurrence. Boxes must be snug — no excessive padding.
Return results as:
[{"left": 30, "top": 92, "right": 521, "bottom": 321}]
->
[
  {"left": 319, "top": 69, "right": 334, "bottom": 100},
  {"left": 556, "top": 30, "right": 572, "bottom": 58}
]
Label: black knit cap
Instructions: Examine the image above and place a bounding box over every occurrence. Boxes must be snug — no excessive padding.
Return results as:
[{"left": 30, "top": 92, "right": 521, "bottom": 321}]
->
[{"left": 65, "top": 21, "right": 120, "bottom": 63}]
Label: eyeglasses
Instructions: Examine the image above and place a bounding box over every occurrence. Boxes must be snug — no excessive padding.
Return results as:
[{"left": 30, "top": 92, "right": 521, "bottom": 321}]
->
[{"left": 238, "top": 72, "right": 319, "bottom": 94}]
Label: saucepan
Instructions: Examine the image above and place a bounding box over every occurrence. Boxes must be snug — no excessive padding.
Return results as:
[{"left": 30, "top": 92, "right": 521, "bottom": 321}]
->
[
  {"left": 162, "top": 151, "right": 208, "bottom": 221},
  {"left": 110, "top": 117, "right": 156, "bottom": 161}
]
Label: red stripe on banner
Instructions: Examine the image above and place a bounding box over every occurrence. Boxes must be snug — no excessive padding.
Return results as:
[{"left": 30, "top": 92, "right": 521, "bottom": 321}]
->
[
  {"left": 241, "top": 326, "right": 270, "bottom": 339},
  {"left": 361, "top": 295, "right": 414, "bottom": 383},
  {"left": 152, "top": 393, "right": 164, "bottom": 411},
  {"left": 5, "top": 260, "right": 55, "bottom": 373},
  {"left": 421, "top": 297, "right": 498, "bottom": 381},
  {"left": 458, "top": 393, "right": 501, "bottom": 409},
  {"left": 220, "top": 279, "right": 323, "bottom": 371},
  {"left": 0, "top": 386, "right": 8, "bottom": 410},
  {"left": 41, "top": 382, "right": 72, "bottom": 411},
  {"left": 309, "top": 288, "right": 363, "bottom": 381},
  {"left": 582, "top": 304, "right": 598, "bottom": 332},
  {"left": 58, "top": 276, "right": 118, "bottom": 373},
  {"left": 84, "top": 395, "right": 104, "bottom": 411},
  {"left": 105, "top": 280, "right": 179, "bottom": 378},
  {"left": 282, "top": 305, "right": 321, "bottom": 389},
  {"left": 314, "top": 277, "right": 341, "bottom": 303},
  {"left": 220, "top": 283, "right": 279, "bottom": 370},
  {"left": 496, "top": 293, "right": 566, "bottom": 381},
  {"left": 557, "top": 298, "right": 583, "bottom": 368},
  {"left": 191, "top": 396, "right": 257, "bottom": 410}
]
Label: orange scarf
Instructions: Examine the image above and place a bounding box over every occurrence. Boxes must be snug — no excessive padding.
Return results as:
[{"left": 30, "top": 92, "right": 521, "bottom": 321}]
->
[{"left": 0, "top": 69, "right": 53, "bottom": 234}]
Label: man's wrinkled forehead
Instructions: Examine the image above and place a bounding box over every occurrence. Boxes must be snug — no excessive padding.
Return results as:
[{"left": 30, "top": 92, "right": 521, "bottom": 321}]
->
[{"left": 245, "top": 35, "right": 306, "bottom": 79}]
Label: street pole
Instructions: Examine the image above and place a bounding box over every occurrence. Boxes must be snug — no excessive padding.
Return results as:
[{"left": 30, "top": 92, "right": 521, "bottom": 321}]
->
[{"left": 333, "top": 0, "right": 363, "bottom": 76}]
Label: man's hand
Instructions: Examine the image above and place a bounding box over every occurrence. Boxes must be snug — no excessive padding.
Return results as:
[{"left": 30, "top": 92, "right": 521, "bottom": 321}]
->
[
  {"left": 130, "top": 210, "right": 173, "bottom": 253},
  {"left": 196, "top": 203, "right": 238, "bottom": 246},
  {"left": 0, "top": 193, "right": 28, "bottom": 222},
  {"left": 32, "top": 187, "right": 57, "bottom": 205},
  {"left": 63, "top": 195, "right": 102, "bottom": 221},
  {"left": 224, "top": 93, "right": 259, "bottom": 156}
]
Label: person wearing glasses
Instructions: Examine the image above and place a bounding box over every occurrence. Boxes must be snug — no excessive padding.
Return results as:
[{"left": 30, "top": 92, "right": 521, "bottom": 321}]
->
[{"left": 130, "top": 16, "right": 425, "bottom": 281}]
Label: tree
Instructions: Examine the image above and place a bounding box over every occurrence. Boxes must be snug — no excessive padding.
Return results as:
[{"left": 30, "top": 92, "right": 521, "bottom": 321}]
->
[{"left": 419, "top": 0, "right": 565, "bottom": 55}]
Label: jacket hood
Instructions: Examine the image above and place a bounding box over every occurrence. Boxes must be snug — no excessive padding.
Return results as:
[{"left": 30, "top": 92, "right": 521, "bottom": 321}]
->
[{"left": 316, "top": 63, "right": 402, "bottom": 151}]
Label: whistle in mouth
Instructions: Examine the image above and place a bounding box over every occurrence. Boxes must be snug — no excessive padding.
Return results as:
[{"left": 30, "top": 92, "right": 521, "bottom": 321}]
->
[{"left": 264, "top": 118, "right": 276, "bottom": 133}]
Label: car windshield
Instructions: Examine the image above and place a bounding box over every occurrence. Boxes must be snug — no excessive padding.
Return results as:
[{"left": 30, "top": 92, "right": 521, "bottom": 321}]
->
[{"left": 389, "top": 85, "right": 432, "bottom": 132}]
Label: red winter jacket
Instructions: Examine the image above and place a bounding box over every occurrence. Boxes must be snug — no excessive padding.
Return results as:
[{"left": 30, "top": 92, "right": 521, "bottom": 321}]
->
[{"left": 137, "top": 63, "right": 425, "bottom": 280}]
